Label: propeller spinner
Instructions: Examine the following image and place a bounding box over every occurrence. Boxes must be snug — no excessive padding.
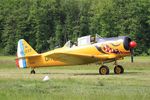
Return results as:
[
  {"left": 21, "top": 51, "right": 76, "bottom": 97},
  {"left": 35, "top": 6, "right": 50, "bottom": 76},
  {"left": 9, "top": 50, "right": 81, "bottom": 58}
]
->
[{"left": 129, "top": 41, "right": 137, "bottom": 48}]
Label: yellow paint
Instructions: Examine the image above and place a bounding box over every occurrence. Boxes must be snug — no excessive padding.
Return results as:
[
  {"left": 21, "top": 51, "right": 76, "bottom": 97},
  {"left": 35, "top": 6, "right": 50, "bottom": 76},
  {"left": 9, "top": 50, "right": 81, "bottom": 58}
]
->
[{"left": 22, "top": 40, "right": 38, "bottom": 56}]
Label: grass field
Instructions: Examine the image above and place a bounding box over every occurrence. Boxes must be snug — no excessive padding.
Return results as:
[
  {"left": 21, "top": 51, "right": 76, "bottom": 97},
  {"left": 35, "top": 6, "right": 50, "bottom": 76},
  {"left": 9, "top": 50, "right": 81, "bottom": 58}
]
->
[{"left": 0, "top": 56, "right": 150, "bottom": 100}]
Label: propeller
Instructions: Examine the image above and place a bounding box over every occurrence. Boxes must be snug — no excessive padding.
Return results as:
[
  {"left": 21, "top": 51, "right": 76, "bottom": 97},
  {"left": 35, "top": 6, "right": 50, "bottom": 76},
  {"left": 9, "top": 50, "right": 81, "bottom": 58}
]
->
[{"left": 129, "top": 41, "right": 137, "bottom": 63}]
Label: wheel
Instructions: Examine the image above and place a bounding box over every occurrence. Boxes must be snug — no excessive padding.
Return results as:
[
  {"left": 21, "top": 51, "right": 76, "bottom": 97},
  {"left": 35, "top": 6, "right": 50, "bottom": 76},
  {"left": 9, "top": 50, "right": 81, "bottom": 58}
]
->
[
  {"left": 114, "top": 65, "right": 124, "bottom": 74},
  {"left": 99, "top": 65, "right": 109, "bottom": 75},
  {"left": 31, "top": 69, "right": 35, "bottom": 74},
  {"left": 31, "top": 70, "right": 35, "bottom": 74}
]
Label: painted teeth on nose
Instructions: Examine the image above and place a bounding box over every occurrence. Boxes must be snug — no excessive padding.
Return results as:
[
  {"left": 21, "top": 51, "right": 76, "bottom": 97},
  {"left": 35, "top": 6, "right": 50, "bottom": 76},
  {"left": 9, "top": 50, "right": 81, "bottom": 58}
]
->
[
  {"left": 106, "top": 49, "right": 109, "bottom": 52},
  {"left": 103, "top": 47, "right": 106, "bottom": 50}
]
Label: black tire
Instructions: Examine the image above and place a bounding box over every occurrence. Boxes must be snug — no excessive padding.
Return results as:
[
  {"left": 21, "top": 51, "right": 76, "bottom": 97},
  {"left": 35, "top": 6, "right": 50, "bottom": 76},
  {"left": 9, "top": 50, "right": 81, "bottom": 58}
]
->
[
  {"left": 114, "top": 65, "right": 124, "bottom": 74},
  {"left": 99, "top": 65, "right": 109, "bottom": 75},
  {"left": 31, "top": 69, "right": 35, "bottom": 74}
]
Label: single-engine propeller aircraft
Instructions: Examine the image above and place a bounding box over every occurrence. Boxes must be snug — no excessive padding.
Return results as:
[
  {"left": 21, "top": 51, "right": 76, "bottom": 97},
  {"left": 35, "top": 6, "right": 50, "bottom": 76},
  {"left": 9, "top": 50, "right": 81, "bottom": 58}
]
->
[{"left": 15, "top": 35, "right": 137, "bottom": 75}]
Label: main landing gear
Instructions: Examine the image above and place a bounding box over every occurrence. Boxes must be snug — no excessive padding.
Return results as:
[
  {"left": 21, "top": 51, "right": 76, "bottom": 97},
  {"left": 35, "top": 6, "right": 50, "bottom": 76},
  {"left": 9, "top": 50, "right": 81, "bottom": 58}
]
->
[
  {"left": 31, "top": 69, "right": 36, "bottom": 74},
  {"left": 99, "top": 61, "right": 124, "bottom": 75}
]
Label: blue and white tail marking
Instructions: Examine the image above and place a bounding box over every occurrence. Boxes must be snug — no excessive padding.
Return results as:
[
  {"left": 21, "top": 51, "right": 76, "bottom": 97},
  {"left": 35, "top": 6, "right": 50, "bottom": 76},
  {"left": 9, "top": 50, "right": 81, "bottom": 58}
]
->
[{"left": 17, "top": 39, "right": 27, "bottom": 68}]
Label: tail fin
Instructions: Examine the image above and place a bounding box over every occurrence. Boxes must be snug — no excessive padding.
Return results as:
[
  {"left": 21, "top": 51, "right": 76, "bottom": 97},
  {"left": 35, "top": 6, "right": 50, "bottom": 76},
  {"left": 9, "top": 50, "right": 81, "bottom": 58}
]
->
[
  {"left": 16, "top": 39, "right": 38, "bottom": 68},
  {"left": 17, "top": 39, "right": 38, "bottom": 57}
]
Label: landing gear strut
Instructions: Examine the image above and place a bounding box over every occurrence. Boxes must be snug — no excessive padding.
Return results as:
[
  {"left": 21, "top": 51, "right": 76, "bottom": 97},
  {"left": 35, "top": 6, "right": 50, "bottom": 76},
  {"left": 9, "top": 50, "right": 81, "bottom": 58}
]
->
[
  {"left": 31, "top": 69, "right": 35, "bottom": 74},
  {"left": 99, "top": 65, "right": 109, "bottom": 75}
]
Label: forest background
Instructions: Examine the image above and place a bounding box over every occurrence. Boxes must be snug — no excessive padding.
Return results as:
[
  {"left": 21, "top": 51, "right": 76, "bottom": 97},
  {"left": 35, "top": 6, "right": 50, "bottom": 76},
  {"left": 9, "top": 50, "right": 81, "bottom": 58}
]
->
[{"left": 0, "top": 0, "right": 150, "bottom": 55}]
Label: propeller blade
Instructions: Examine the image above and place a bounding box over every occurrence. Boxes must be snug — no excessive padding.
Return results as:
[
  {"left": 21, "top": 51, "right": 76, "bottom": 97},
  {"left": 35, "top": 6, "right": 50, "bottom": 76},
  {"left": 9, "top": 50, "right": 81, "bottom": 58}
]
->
[{"left": 130, "top": 49, "right": 134, "bottom": 63}]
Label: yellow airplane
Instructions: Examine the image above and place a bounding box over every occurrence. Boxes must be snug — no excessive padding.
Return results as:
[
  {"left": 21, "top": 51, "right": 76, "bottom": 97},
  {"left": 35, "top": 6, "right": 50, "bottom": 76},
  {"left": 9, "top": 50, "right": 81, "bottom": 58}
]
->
[{"left": 15, "top": 35, "right": 137, "bottom": 75}]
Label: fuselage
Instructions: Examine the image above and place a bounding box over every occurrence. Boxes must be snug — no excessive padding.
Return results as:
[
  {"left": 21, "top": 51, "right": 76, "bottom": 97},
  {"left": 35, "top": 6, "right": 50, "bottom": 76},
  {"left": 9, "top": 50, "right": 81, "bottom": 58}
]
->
[{"left": 25, "top": 36, "right": 131, "bottom": 68}]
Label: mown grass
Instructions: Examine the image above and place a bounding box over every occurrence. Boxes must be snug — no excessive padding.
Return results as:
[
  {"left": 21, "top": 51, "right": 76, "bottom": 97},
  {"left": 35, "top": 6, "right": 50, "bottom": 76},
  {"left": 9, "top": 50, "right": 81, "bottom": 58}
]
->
[{"left": 0, "top": 56, "right": 150, "bottom": 100}]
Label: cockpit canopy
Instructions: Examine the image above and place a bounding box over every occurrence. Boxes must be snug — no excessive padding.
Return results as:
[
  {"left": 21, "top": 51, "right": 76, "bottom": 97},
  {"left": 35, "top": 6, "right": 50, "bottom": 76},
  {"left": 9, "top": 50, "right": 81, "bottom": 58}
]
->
[{"left": 63, "top": 34, "right": 102, "bottom": 48}]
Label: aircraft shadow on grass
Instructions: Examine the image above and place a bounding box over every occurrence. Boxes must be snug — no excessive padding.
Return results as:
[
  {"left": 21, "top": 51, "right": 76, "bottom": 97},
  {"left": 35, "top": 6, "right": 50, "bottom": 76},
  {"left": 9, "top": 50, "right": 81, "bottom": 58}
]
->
[{"left": 38, "top": 71, "right": 139, "bottom": 76}]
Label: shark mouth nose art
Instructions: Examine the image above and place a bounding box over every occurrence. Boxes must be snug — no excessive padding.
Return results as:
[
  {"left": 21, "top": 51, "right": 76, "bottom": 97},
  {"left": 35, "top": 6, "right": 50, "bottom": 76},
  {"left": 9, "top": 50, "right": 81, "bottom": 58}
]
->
[
  {"left": 95, "top": 44, "right": 121, "bottom": 54},
  {"left": 103, "top": 45, "right": 121, "bottom": 54}
]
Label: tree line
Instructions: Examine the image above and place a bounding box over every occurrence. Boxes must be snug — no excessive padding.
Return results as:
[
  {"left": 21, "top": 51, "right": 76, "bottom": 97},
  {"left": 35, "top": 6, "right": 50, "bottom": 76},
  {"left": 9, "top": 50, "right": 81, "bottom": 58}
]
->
[{"left": 0, "top": 0, "right": 150, "bottom": 55}]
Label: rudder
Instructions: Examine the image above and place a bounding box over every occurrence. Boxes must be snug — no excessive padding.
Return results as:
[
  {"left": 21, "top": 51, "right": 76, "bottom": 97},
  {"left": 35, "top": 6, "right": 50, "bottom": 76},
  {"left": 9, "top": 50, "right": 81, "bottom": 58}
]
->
[{"left": 16, "top": 39, "right": 38, "bottom": 68}]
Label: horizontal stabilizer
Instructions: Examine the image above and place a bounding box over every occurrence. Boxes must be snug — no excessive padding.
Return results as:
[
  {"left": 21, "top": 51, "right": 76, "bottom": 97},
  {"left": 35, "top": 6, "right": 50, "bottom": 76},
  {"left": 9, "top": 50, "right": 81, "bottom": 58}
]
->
[{"left": 16, "top": 54, "right": 41, "bottom": 60}]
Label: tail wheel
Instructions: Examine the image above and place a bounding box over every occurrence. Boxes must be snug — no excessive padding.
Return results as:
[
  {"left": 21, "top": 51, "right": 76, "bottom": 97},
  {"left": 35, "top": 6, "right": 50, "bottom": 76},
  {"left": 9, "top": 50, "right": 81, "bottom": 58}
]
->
[
  {"left": 114, "top": 65, "right": 124, "bottom": 74},
  {"left": 99, "top": 65, "right": 109, "bottom": 75},
  {"left": 31, "top": 69, "right": 35, "bottom": 74}
]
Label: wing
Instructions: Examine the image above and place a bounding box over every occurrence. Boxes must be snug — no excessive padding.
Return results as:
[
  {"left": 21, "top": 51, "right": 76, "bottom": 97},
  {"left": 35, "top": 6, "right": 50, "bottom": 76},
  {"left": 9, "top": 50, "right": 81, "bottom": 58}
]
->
[{"left": 45, "top": 52, "right": 118, "bottom": 65}]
